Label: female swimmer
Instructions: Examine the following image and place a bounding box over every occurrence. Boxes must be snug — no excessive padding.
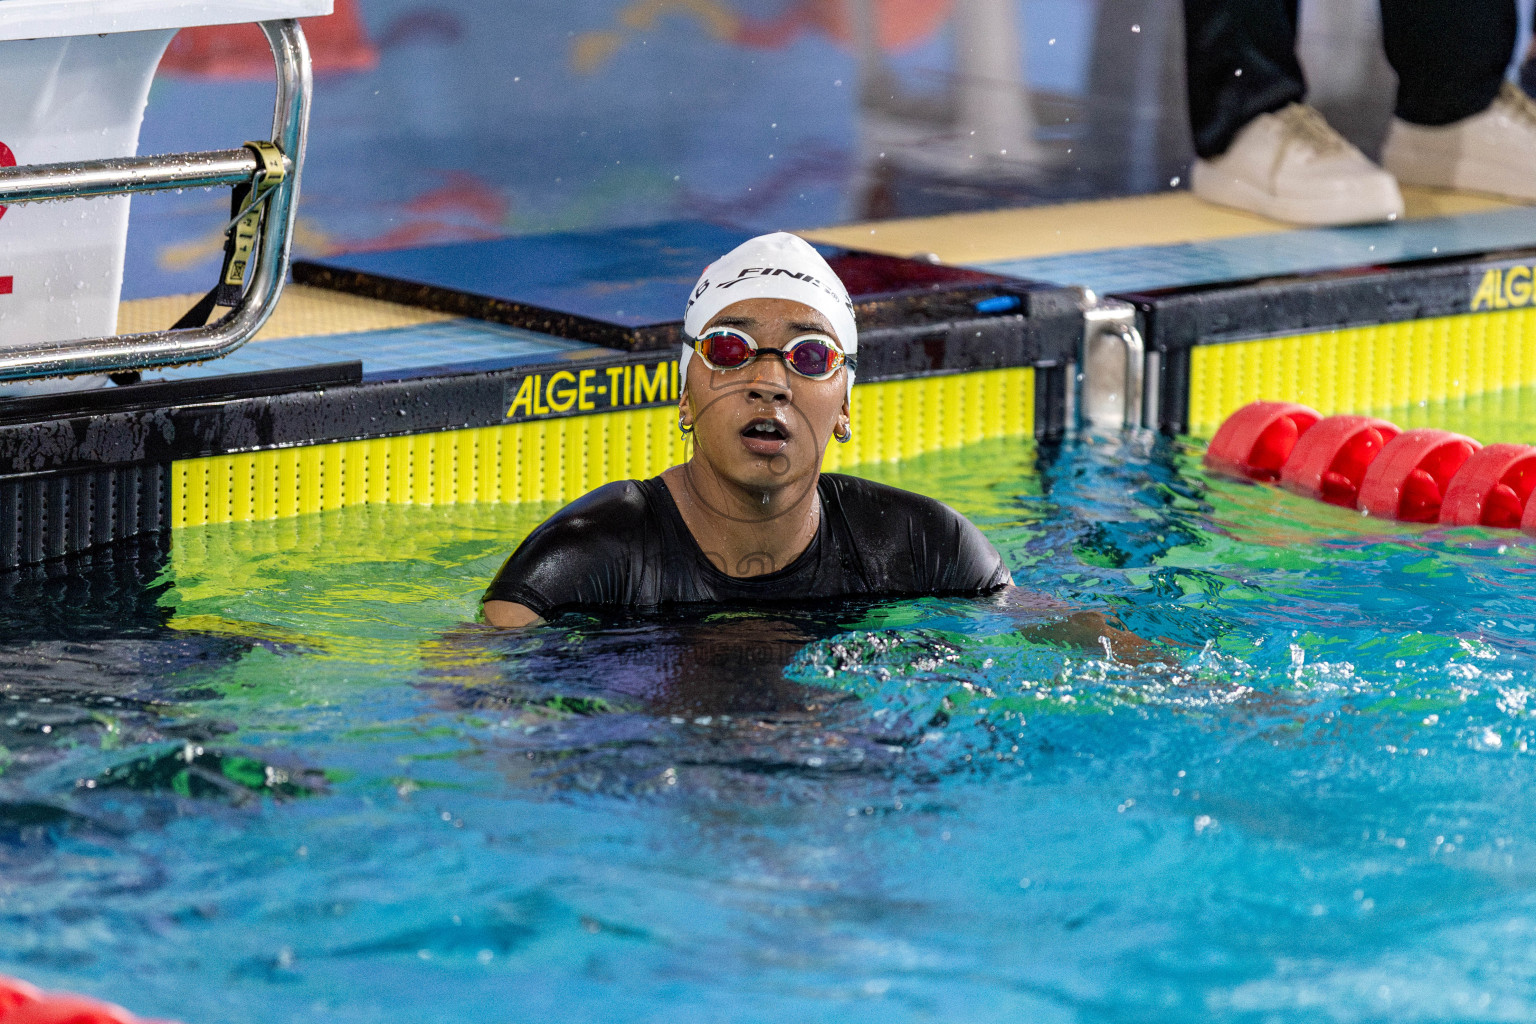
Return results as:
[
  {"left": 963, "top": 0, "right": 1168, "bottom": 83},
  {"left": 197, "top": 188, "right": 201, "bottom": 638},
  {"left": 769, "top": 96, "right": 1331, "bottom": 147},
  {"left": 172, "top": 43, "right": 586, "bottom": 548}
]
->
[{"left": 482, "top": 232, "right": 1151, "bottom": 659}]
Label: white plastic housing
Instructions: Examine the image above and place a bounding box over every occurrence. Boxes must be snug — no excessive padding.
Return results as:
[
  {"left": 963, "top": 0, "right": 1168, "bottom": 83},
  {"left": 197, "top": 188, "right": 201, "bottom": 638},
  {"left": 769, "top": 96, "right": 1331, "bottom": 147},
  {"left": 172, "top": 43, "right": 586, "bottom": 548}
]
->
[{"left": 0, "top": 0, "right": 329, "bottom": 349}]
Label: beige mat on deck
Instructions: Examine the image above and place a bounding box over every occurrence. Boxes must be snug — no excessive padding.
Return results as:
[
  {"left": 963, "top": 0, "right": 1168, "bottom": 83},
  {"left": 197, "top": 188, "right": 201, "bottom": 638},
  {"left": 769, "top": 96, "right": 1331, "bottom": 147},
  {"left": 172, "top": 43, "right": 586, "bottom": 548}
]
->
[
  {"left": 800, "top": 187, "right": 1507, "bottom": 265},
  {"left": 116, "top": 284, "right": 453, "bottom": 342}
]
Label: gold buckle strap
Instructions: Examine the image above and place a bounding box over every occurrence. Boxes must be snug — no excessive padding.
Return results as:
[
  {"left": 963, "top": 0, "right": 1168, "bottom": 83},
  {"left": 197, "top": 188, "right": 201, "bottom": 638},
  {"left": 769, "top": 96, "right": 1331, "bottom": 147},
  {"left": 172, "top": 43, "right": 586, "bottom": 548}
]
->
[{"left": 222, "top": 141, "right": 288, "bottom": 290}]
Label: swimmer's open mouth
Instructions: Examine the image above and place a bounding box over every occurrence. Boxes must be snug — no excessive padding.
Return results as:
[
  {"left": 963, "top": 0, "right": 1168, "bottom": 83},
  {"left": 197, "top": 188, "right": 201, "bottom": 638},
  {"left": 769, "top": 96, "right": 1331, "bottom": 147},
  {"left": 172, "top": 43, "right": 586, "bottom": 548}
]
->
[
  {"left": 741, "top": 418, "right": 789, "bottom": 440},
  {"left": 740, "top": 417, "right": 791, "bottom": 456}
]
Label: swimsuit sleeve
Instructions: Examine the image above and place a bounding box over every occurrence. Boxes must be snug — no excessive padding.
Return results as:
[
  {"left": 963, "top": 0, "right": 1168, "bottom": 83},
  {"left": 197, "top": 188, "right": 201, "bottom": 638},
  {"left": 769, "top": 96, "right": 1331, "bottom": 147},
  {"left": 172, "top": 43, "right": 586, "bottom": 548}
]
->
[
  {"left": 897, "top": 491, "right": 1012, "bottom": 593},
  {"left": 825, "top": 474, "right": 1013, "bottom": 595},
  {"left": 936, "top": 506, "right": 1014, "bottom": 592},
  {"left": 482, "top": 481, "right": 649, "bottom": 617}
]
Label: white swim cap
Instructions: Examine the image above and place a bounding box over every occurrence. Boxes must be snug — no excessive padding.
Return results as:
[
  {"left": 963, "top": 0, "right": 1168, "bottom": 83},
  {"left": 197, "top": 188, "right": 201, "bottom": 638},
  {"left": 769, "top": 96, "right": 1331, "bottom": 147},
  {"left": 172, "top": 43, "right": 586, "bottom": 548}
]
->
[{"left": 680, "top": 231, "right": 858, "bottom": 395}]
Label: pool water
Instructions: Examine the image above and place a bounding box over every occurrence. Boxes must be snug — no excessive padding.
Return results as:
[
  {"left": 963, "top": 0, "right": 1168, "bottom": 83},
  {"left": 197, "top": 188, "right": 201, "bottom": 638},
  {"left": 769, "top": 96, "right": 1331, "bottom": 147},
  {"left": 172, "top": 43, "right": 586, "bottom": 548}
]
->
[{"left": 1, "top": 389, "right": 1535, "bottom": 1023}]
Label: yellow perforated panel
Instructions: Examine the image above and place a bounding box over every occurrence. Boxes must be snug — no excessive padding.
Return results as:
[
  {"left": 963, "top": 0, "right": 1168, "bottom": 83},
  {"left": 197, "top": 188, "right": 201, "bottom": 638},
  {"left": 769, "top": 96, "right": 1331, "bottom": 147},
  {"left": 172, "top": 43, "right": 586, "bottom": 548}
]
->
[
  {"left": 170, "top": 366, "right": 1035, "bottom": 528},
  {"left": 1186, "top": 308, "right": 1536, "bottom": 436},
  {"left": 825, "top": 366, "right": 1033, "bottom": 470}
]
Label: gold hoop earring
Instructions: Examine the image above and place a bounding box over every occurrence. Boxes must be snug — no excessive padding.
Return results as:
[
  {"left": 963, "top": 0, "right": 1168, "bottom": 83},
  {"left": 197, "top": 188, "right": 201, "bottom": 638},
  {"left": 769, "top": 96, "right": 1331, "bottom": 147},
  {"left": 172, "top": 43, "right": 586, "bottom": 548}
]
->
[{"left": 834, "top": 424, "right": 852, "bottom": 444}]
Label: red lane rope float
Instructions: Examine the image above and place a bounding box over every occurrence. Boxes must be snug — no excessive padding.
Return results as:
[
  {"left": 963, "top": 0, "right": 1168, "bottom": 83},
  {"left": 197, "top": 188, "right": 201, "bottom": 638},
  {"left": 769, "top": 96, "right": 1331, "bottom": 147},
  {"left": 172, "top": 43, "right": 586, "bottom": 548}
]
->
[
  {"left": 1439, "top": 444, "right": 1536, "bottom": 528},
  {"left": 1279, "top": 415, "right": 1399, "bottom": 507},
  {"left": 1204, "top": 401, "right": 1320, "bottom": 481},
  {"left": 1357, "top": 429, "right": 1480, "bottom": 523},
  {"left": 1205, "top": 401, "right": 1536, "bottom": 536},
  {"left": 0, "top": 976, "right": 175, "bottom": 1024}
]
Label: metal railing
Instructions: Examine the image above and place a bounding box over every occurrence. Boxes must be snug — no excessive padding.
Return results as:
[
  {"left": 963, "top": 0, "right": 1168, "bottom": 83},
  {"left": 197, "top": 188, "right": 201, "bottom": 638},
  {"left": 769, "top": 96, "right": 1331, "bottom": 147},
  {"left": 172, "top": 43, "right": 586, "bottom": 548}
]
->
[
  {"left": 1078, "top": 291, "right": 1146, "bottom": 432},
  {"left": 0, "top": 19, "right": 311, "bottom": 381}
]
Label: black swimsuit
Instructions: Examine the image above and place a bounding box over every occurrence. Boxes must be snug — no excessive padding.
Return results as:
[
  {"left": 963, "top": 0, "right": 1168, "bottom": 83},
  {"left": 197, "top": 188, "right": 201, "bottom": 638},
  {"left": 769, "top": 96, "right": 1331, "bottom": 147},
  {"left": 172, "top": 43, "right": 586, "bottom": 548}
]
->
[{"left": 483, "top": 472, "right": 1012, "bottom": 617}]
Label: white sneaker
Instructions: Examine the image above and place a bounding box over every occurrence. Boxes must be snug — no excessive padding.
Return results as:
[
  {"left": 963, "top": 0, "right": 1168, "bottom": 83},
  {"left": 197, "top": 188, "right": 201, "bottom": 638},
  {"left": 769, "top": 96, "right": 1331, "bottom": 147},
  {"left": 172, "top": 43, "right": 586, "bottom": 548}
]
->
[
  {"left": 1191, "top": 103, "right": 1405, "bottom": 226},
  {"left": 1382, "top": 82, "right": 1536, "bottom": 202}
]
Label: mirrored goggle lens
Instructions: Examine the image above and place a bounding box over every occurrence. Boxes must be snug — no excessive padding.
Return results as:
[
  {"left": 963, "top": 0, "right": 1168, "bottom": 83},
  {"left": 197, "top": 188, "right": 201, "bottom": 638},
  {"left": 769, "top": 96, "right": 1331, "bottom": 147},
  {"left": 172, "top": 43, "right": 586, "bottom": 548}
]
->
[
  {"left": 697, "top": 330, "right": 754, "bottom": 369},
  {"left": 783, "top": 337, "right": 840, "bottom": 378}
]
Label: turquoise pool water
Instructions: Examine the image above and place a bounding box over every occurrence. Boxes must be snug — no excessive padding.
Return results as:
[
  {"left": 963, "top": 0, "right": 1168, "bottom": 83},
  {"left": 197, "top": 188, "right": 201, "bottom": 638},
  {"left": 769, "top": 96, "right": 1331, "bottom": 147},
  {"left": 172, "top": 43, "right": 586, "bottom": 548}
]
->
[{"left": 1, "top": 390, "right": 1534, "bottom": 1023}]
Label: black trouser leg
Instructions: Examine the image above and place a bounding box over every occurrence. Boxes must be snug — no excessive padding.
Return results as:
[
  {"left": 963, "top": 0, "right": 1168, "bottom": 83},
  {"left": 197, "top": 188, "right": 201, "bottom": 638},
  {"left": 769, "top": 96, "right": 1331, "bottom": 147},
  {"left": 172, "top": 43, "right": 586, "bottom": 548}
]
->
[
  {"left": 1183, "top": 0, "right": 1306, "bottom": 158},
  {"left": 1381, "top": 0, "right": 1517, "bottom": 125}
]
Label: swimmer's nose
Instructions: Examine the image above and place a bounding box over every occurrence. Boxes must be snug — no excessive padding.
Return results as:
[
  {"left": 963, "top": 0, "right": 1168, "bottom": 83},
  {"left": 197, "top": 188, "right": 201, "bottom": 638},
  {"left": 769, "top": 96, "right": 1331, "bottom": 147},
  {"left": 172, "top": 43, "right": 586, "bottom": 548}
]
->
[{"left": 743, "top": 352, "right": 792, "bottom": 402}]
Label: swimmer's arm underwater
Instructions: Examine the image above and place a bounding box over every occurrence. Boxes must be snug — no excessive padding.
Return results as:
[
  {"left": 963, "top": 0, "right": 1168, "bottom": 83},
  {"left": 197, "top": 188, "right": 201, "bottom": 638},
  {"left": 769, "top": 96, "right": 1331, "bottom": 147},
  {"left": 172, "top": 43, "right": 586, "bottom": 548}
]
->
[
  {"left": 992, "top": 585, "right": 1166, "bottom": 664},
  {"left": 483, "top": 599, "right": 541, "bottom": 629},
  {"left": 486, "top": 590, "right": 1164, "bottom": 665}
]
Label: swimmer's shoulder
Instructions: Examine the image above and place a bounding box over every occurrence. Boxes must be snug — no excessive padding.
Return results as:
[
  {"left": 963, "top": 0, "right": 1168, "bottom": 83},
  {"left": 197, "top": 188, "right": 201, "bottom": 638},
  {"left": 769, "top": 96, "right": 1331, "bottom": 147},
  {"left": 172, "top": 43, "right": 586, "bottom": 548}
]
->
[
  {"left": 527, "top": 477, "right": 666, "bottom": 548},
  {"left": 818, "top": 472, "right": 967, "bottom": 528},
  {"left": 558, "top": 477, "right": 657, "bottom": 522},
  {"left": 818, "top": 472, "right": 1011, "bottom": 591},
  {"left": 484, "top": 478, "right": 664, "bottom": 612}
]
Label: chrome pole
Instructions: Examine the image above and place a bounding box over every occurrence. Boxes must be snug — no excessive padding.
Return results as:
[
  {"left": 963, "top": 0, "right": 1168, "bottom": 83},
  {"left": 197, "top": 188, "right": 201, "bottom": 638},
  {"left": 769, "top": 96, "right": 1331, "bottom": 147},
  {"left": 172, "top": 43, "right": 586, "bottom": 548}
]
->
[
  {"left": 0, "top": 19, "right": 312, "bottom": 381},
  {"left": 0, "top": 150, "right": 289, "bottom": 205},
  {"left": 1078, "top": 295, "right": 1146, "bottom": 433}
]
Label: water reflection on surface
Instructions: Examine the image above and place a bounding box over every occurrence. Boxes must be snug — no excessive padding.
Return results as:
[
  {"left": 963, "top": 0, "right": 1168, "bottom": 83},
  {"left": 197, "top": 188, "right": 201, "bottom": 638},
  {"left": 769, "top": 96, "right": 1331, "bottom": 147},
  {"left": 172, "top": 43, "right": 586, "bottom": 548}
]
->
[{"left": 1, "top": 431, "right": 1535, "bottom": 1022}]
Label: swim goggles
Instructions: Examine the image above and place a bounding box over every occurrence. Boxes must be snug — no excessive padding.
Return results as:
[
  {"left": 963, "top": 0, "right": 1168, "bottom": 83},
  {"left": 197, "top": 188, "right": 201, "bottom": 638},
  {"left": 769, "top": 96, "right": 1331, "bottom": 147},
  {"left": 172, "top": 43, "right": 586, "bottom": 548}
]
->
[{"left": 691, "top": 327, "right": 849, "bottom": 381}]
